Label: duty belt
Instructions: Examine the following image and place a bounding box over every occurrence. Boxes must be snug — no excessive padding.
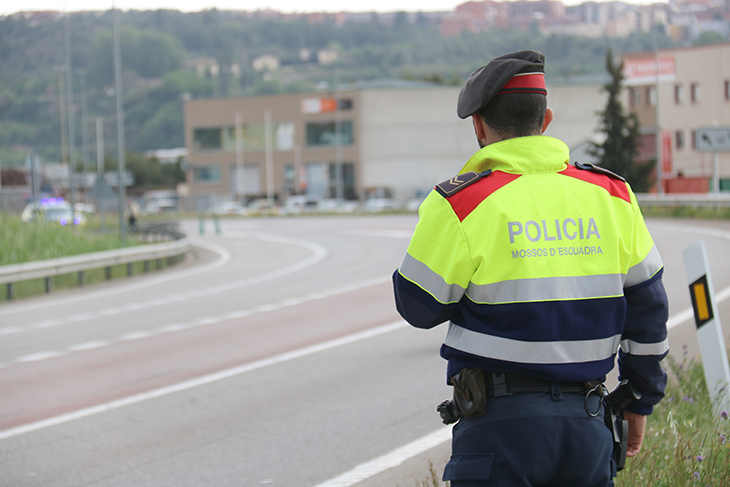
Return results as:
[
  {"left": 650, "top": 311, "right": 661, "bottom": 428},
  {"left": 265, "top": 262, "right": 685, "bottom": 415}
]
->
[{"left": 486, "top": 372, "right": 603, "bottom": 399}]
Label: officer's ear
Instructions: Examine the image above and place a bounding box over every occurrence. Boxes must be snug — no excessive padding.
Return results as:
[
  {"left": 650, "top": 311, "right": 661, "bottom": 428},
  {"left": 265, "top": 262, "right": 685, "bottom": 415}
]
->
[
  {"left": 472, "top": 113, "right": 487, "bottom": 141},
  {"left": 541, "top": 108, "right": 554, "bottom": 134}
]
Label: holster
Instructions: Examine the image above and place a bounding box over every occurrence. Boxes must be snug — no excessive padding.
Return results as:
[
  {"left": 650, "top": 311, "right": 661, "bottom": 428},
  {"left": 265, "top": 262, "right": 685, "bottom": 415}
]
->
[{"left": 451, "top": 368, "right": 488, "bottom": 419}]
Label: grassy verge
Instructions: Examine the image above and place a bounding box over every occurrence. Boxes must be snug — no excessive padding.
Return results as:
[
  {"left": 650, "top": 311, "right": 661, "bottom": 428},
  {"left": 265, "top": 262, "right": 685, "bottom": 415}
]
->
[
  {"left": 618, "top": 357, "right": 730, "bottom": 486},
  {"left": 0, "top": 213, "right": 184, "bottom": 302},
  {"left": 415, "top": 357, "right": 730, "bottom": 487},
  {"left": 640, "top": 206, "right": 730, "bottom": 220}
]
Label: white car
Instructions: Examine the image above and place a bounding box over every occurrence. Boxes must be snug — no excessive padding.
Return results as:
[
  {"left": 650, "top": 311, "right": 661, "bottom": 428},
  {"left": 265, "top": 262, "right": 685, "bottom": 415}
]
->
[
  {"left": 207, "top": 201, "right": 249, "bottom": 216},
  {"left": 21, "top": 198, "right": 87, "bottom": 226},
  {"left": 283, "top": 195, "right": 324, "bottom": 214},
  {"left": 361, "top": 198, "right": 400, "bottom": 213}
]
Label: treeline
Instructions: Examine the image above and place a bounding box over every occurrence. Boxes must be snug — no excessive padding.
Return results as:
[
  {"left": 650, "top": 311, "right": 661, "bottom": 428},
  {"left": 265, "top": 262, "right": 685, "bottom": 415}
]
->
[{"left": 0, "top": 9, "right": 679, "bottom": 168}]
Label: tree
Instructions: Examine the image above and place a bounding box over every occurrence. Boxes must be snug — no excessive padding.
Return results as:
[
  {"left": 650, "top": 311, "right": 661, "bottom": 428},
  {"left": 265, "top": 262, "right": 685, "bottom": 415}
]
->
[{"left": 589, "top": 48, "right": 654, "bottom": 193}]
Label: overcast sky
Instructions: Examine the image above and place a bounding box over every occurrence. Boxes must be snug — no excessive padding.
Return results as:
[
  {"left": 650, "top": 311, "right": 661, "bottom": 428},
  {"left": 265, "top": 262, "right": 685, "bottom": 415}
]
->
[{"left": 1, "top": 0, "right": 668, "bottom": 16}]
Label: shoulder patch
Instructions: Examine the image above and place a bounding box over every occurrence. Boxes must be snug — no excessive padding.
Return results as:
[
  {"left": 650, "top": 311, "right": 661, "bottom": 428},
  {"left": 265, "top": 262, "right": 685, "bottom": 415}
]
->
[
  {"left": 435, "top": 170, "right": 492, "bottom": 198},
  {"left": 574, "top": 162, "right": 626, "bottom": 182}
]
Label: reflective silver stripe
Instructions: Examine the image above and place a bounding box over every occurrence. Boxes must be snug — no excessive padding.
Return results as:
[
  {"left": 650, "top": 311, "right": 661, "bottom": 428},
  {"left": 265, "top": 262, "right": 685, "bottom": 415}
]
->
[
  {"left": 466, "top": 274, "right": 624, "bottom": 304},
  {"left": 398, "top": 253, "right": 466, "bottom": 304},
  {"left": 625, "top": 245, "right": 663, "bottom": 288},
  {"left": 444, "top": 323, "right": 622, "bottom": 364},
  {"left": 620, "top": 338, "right": 669, "bottom": 356}
]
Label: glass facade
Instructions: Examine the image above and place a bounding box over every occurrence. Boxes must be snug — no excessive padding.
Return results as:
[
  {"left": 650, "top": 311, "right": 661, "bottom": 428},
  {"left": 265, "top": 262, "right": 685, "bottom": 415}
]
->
[
  {"left": 305, "top": 121, "right": 353, "bottom": 147},
  {"left": 193, "top": 122, "right": 294, "bottom": 152},
  {"left": 193, "top": 166, "right": 221, "bottom": 182}
]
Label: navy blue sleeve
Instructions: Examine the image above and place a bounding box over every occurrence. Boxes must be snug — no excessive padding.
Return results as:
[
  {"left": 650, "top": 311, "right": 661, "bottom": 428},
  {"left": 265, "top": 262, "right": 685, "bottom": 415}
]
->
[
  {"left": 619, "top": 270, "right": 669, "bottom": 415},
  {"left": 393, "top": 270, "right": 458, "bottom": 329}
]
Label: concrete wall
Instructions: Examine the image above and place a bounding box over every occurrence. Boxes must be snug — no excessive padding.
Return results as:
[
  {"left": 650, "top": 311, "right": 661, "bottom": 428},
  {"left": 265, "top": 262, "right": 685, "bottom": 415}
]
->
[
  {"left": 358, "top": 82, "right": 606, "bottom": 204},
  {"left": 358, "top": 87, "right": 476, "bottom": 203}
]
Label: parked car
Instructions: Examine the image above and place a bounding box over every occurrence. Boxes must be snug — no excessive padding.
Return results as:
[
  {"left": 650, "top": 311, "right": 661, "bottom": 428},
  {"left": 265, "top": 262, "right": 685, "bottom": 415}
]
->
[
  {"left": 21, "top": 198, "right": 86, "bottom": 226},
  {"left": 247, "top": 198, "right": 279, "bottom": 215},
  {"left": 361, "top": 198, "right": 400, "bottom": 213},
  {"left": 282, "top": 195, "right": 324, "bottom": 214},
  {"left": 206, "top": 201, "right": 249, "bottom": 216}
]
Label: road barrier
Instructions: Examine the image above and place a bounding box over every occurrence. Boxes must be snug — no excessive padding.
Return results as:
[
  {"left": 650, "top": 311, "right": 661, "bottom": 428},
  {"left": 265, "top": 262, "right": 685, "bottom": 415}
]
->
[
  {"left": 636, "top": 193, "right": 730, "bottom": 208},
  {"left": 0, "top": 222, "right": 191, "bottom": 300}
]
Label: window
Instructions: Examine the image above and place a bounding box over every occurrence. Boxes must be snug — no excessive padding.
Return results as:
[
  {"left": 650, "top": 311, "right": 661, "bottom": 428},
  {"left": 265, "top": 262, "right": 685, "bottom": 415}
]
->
[
  {"left": 193, "top": 128, "right": 222, "bottom": 150},
  {"left": 646, "top": 87, "right": 657, "bottom": 106},
  {"left": 674, "top": 85, "right": 684, "bottom": 104},
  {"left": 305, "top": 120, "right": 354, "bottom": 147},
  {"left": 725, "top": 81, "right": 730, "bottom": 101},
  {"left": 691, "top": 131, "right": 697, "bottom": 150},
  {"left": 193, "top": 166, "right": 221, "bottom": 182},
  {"left": 691, "top": 83, "right": 701, "bottom": 103},
  {"left": 675, "top": 130, "right": 684, "bottom": 150}
]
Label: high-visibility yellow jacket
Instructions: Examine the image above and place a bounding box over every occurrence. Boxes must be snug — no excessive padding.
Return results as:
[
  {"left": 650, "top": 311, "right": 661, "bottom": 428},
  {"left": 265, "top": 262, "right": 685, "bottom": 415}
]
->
[{"left": 393, "top": 135, "right": 668, "bottom": 415}]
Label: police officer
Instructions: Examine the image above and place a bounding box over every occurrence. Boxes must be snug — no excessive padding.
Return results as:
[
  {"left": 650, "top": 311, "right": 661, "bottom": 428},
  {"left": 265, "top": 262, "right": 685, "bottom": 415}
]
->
[{"left": 393, "top": 50, "right": 669, "bottom": 486}]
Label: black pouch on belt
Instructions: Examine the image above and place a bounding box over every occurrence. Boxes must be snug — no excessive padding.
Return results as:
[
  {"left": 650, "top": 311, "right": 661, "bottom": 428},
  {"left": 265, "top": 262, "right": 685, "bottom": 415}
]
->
[{"left": 451, "top": 368, "right": 487, "bottom": 419}]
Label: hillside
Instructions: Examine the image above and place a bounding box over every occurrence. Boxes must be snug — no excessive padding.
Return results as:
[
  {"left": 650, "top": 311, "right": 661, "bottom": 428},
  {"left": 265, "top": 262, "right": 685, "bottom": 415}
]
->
[{"left": 0, "top": 9, "right": 678, "bottom": 167}]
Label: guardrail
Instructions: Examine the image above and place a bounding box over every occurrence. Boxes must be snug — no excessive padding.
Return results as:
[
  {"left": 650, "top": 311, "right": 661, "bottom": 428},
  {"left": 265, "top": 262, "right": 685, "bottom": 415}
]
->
[
  {"left": 636, "top": 193, "right": 730, "bottom": 208},
  {"left": 0, "top": 222, "right": 191, "bottom": 300}
]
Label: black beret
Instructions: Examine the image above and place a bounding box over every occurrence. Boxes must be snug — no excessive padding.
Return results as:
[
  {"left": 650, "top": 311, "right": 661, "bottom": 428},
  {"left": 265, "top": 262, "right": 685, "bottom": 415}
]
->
[{"left": 457, "top": 50, "right": 547, "bottom": 119}]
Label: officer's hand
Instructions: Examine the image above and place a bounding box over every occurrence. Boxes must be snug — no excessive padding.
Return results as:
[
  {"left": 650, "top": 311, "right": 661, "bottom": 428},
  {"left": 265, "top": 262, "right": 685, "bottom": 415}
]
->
[{"left": 624, "top": 411, "right": 647, "bottom": 457}]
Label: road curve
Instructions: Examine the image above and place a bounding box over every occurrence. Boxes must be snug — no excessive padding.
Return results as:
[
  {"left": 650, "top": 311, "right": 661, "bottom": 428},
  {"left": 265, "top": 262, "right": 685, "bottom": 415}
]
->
[{"left": 0, "top": 216, "right": 728, "bottom": 487}]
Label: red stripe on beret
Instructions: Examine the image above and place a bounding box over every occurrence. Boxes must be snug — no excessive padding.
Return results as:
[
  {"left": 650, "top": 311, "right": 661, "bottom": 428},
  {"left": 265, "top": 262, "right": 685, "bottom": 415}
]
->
[{"left": 497, "top": 73, "right": 546, "bottom": 95}]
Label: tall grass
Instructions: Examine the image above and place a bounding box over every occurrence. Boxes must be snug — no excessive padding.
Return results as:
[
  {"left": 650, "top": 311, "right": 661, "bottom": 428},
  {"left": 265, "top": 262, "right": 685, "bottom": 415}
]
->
[
  {"left": 0, "top": 213, "right": 185, "bottom": 301},
  {"left": 0, "top": 213, "right": 130, "bottom": 265},
  {"left": 618, "top": 356, "right": 730, "bottom": 486}
]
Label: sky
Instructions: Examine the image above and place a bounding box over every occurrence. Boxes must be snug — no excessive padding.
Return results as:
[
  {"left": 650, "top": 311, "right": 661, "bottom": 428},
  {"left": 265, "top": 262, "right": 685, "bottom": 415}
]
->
[{"left": 1, "top": 0, "right": 668, "bottom": 16}]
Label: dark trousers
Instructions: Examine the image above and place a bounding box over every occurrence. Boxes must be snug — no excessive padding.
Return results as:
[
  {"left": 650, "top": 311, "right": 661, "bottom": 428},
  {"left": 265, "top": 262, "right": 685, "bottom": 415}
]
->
[{"left": 443, "top": 390, "right": 615, "bottom": 487}]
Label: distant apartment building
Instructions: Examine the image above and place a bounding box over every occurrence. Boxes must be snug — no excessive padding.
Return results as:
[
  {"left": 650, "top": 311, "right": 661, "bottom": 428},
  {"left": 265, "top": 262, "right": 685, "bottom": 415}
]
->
[
  {"left": 182, "top": 80, "right": 606, "bottom": 211},
  {"left": 621, "top": 42, "right": 730, "bottom": 192}
]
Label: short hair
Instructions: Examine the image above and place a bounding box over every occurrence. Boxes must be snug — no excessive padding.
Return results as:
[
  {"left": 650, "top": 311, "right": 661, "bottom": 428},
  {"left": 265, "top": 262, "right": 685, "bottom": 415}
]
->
[{"left": 477, "top": 93, "right": 547, "bottom": 139}]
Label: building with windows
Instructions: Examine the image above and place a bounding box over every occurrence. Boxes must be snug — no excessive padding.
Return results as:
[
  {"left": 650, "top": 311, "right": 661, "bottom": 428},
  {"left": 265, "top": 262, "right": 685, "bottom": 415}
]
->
[
  {"left": 622, "top": 42, "right": 730, "bottom": 192},
  {"left": 182, "top": 80, "right": 607, "bottom": 211}
]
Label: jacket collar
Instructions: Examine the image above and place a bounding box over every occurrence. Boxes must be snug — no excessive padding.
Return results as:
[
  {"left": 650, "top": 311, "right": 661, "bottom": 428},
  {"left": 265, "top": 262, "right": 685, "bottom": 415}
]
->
[{"left": 459, "top": 135, "right": 569, "bottom": 175}]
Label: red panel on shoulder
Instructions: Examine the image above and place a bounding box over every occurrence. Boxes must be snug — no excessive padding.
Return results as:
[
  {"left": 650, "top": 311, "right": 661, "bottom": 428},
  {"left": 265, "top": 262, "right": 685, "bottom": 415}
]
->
[
  {"left": 560, "top": 165, "right": 630, "bottom": 203},
  {"left": 446, "top": 171, "right": 521, "bottom": 221}
]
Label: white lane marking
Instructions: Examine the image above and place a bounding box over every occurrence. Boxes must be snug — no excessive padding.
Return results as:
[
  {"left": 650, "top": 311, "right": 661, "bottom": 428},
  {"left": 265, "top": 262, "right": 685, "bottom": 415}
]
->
[
  {"left": 0, "top": 239, "right": 232, "bottom": 318},
  {"left": 0, "top": 233, "right": 326, "bottom": 336},
  {"left": 313, "top": 427, "right": 452, "bottom": 487},
  {"left": 4, "top": 275, "right": 391, "bottom": 367},
  {"left": 67, "top": 341, "right": 111, "bottom": 352},
  {"left": 647, "top": 222, "right": 730, "bottom": 330},
  {"left": 118, "top": 331, "right": 156, "bottom": 341},
  {"left": 0, "top": 320, "right": 407, "bottom": 441},
  {"left": 16, "top": 351, "right": 64, "bottom": 363}
]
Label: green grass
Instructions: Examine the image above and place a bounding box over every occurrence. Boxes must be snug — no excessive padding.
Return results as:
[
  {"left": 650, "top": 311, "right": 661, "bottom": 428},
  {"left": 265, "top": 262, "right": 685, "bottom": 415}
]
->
[
  {"left": 618, "top": 357, "right": 730, "bottom": 486},
  {"left": 640, "top": 205, "right": 730, "bottom": 220},
  {"left": 0, "top": 213, "right": 134, "bottom": 265},
  {"left": 0, "top": 213, "right": 184, "bottom": 302}
]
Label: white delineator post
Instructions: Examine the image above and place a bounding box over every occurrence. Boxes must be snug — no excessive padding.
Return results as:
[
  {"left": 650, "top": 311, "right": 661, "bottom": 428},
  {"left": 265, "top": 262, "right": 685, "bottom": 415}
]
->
[{"left": 683, "top": 241, "right": 730, "bottom": 415}]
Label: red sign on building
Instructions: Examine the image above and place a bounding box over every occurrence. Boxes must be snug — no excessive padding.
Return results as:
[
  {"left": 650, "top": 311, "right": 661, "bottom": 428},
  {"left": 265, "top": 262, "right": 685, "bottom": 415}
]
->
[{"left": 661, "top": 130, "right": 673, "bottom": 178}]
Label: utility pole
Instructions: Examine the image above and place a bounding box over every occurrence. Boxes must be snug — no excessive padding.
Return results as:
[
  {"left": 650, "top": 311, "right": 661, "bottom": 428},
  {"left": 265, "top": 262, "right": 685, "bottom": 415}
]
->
[
  {"left": 80, "top": 72, "right": 91, "bottom": 199},
  {"left": 265, "top": 110, "right": 274, "bottom": 201},
  {"left": 113, "top": 2, "right": 127, "bottom": 245},
  {"left": 64, "top": 12, "right": 77, "bottom": 208},
  {"left": 235, "top": 112, "right": 245, "bottom": 201}
]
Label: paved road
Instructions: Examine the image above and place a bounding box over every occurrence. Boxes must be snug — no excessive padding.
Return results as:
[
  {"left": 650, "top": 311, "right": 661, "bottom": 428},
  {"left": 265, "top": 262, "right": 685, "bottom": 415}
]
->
[{"left": 0, "top": 216, "right": 728, "bottom": 487}]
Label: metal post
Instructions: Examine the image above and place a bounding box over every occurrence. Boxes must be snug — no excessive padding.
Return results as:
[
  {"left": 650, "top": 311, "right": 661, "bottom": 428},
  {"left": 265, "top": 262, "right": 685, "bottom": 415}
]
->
[
  {"left": 265, "top": 110, "right": 274, "bottom": 202},
  {"left": 235, "top": 111, "right": 245, "bottom": 202},
  {"left": 683, "top": 241, "right": 730, "bottom": 416},
  {"left": 654, "top": 49, "right": 662, "bottom": 194},
  {"left": 113, "top": 4, "right": 127, "bottom": 246},
  {"left": 64, "top": 12, "right": 77, "bottom": 209},
  {"left": 334, "top": 67, "right": 343, "bottom": 200},
  {"left": 96, "top": 117, "right": 106, "bottom": 230}
]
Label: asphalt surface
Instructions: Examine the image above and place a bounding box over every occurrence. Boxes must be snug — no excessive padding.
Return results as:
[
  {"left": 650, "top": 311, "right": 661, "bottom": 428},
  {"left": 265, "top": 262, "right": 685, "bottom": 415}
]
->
[{"left": 0, "top": 215, "right": 729, "bottom": 487}]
